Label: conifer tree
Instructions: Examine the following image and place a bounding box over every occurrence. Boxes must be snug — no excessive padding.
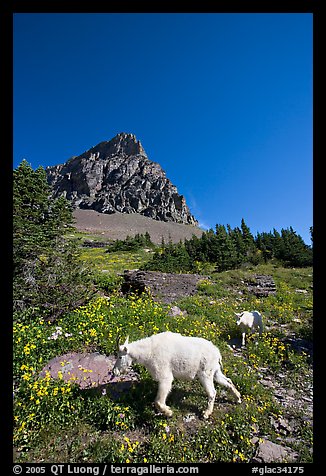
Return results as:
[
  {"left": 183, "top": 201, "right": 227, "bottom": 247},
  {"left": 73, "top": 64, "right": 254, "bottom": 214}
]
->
[
  {"left": 278, "top": 227, "right": 312, "bottom": 267},
  {"left": 240, "top": 218, "right": 255, "bottom": 258},
  {"left": 13, "top": 160, "right": 92, "bottom": 320}
]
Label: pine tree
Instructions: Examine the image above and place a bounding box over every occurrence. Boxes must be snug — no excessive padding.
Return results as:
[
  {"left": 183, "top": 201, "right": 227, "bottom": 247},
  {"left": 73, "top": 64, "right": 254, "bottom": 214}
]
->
[
  {"left": 278, "top": 227, "right": 312, "bottom": 267},
  {"left": 13, "top": 160, "right": 92, "bottom": 320},
  {"left": 255, "top": 227, "right": 312, "bottom": 267},
  {"left": 14, "top": 161, "right": 53, "bottom": 272},
  {"left": 228, "top": 225, "right": 245, "bottom": 267},
  {"left": 309, "top": 226, "right": 313, "bottom": 245},
  {"left": 144, "top": 231, "right": 152, "bottom": 246},
  {"left": 214, "top": 224, "right": 230, "bottom": 271},
  {"left": 255, "top": 231, "right": 274, "bottom": 262},
  {"left": 240, "top": 218, "right": 255, "bottom": 260}
]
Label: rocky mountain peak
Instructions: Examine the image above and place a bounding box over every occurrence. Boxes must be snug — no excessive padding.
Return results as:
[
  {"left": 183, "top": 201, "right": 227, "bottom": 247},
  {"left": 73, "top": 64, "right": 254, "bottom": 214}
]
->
[
  {"left": 87, "top": 132, "right": 147, "bottom": 160},
  {"left": 46, "top": 133, "right": 198, "bottom": 226}
]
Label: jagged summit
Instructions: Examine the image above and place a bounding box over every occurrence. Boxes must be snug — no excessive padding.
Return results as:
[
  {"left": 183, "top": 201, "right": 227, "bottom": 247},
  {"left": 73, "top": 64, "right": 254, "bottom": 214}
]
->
[
  {"left": 46, "top": 133, "right": 198, "bottom": 226},
  {"left": 85, "top": 132, "right": 147, "bottom": 160}
]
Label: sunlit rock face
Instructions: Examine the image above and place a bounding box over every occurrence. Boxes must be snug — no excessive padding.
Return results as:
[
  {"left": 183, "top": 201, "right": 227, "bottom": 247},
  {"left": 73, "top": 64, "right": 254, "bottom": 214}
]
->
[{"left": 46, "top": 132, "right": 197, "bottom": 225}]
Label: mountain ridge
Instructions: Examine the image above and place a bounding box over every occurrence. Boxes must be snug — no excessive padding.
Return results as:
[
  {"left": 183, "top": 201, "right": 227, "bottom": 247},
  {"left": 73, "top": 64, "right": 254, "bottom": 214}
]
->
[{"left": 46, "top": 132, "right": 197, "bottom": 226}]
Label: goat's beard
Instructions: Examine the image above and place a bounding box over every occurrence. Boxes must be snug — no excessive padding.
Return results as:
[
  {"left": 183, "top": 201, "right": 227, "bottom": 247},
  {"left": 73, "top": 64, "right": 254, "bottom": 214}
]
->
[
  {"left": 113, "top": 367, "right": 121, "bottom": 376},
  {"left": 112, "top": 363, "right": 130, "bottom": 376}
]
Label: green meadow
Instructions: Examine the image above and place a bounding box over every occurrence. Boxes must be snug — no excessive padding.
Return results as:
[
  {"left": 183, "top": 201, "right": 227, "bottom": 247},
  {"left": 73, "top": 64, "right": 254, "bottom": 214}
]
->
[{"left": 13, "top": 235, "right": 313, "bottom": 463}]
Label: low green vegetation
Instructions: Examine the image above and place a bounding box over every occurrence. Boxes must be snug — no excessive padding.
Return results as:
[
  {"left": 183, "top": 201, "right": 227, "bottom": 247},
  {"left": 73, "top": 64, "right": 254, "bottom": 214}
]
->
[
  {"left": 106, "top": 232, "right": 154, "bottom": 252},
  {"left": 13, "top": 265, "right": 313, "bottom": 463},
  {"left": 79, "top": 247, "right": 154, "bottom": 274},
  {"left": 13, "top": 160, "right": 313, "bottom": 463}
]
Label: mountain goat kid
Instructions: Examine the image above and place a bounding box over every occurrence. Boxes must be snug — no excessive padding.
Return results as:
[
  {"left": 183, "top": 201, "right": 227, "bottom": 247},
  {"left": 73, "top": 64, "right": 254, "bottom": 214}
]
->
[
  {"left": 235, "top": 310, "right": 264, "bottom": 347},
  {"left": 113, "top": 331, "right": 241, "bottom": 419}
]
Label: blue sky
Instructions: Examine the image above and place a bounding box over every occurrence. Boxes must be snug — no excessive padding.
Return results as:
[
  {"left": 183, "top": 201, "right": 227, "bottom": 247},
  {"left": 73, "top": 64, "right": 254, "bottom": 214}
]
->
[{"left": 13, "top": 13, "right": 313, "bottom": 244}]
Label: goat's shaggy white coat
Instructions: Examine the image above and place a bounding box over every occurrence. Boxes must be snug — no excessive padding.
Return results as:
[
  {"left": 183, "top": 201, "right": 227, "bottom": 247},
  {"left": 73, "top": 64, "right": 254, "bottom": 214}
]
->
[
  {"left": 113, "top": 331, "right": 241, "bottom": 418},
  {"left": 236, "top": 310, "right": 264, "bottom": 346}
]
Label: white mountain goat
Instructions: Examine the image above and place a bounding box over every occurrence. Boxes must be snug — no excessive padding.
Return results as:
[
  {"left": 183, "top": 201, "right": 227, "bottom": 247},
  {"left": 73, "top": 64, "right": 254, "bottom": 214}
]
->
[
  {"left": 112, "top": 331, "right": 241, "bottom": 419},
  {"left": 235, "top": 310, "right": 264, "bottom": 346}
]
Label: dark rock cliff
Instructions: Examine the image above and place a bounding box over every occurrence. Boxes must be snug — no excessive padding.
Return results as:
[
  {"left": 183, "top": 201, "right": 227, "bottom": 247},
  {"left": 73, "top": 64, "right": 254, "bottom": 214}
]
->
[{"left": 46, "top": 132, "right": 197, "bottom": 225}]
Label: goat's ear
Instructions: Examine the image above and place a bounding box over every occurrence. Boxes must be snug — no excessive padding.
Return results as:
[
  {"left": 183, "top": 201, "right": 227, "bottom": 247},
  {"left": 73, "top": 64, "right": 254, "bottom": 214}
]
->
[{"left": 123, "top": 335, "right": 129, "bottom": 346}]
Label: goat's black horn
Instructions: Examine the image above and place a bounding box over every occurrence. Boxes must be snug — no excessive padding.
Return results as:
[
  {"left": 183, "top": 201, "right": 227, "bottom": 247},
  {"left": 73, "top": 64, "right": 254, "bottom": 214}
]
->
[{"left": 116, "top": 333, "right": 122, "bottom": 350}]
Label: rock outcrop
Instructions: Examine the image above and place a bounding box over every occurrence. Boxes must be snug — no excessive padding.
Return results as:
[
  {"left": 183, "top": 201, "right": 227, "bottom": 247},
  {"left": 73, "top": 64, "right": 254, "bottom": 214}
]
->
[
  {"left": 253, "top": 439, "right": 298, "bottom": 463},
  {"left": 246, "top": 274, "right": 276, "bottom": 297},
  {"left": 121, "top": 269, "right": 207, "bottom": 303},
  {"left": 46, "top": 132, "right": 197, "bottom": 225}
]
